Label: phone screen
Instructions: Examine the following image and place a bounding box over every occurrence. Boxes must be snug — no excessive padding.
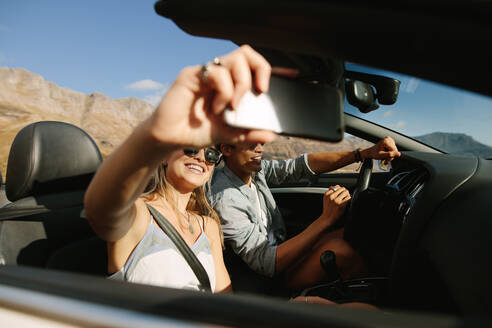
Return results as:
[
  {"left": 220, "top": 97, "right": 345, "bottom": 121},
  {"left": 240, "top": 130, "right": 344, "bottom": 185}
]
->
[{"left": 223, "top": 75, "right": 344, "bottom": 141}]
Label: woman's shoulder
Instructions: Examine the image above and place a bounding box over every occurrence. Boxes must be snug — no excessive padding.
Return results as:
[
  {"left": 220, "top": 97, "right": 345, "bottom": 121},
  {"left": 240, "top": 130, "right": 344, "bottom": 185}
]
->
[
  {"left": 135, "top": 198, "right": 152, "bottom": 218},
  {"left": 126, "top": 198, "right": 153, "bottom": 235},
  {"left": 200, "top": 215, "right": 221, "bottom": 236},
  {"left": 200, "top": 215, "right": 224, "bottom": 252}
]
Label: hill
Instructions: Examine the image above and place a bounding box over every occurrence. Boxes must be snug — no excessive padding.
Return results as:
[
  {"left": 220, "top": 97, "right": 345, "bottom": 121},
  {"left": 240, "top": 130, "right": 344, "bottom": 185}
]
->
[
  {"left": 0, "top": 67, "right": 371, "bottom": 177},
  {"left": 414, "top": 132, "right": 492, "bottom": 158},
  {"left": 0, "top": 67, "right": 155, "bottom": 176}
]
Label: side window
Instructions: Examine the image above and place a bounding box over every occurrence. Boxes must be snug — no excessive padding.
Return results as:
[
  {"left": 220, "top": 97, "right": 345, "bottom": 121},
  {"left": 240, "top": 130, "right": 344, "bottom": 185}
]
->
[{"left": 263, "top": 134, "right": 374, "bottom": 173}]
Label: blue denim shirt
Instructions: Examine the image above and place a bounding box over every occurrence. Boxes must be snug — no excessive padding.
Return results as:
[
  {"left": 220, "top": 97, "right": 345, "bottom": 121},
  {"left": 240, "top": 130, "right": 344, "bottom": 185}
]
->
[{"left": 209, "top": 155, "right": 315, "bottom": 277}]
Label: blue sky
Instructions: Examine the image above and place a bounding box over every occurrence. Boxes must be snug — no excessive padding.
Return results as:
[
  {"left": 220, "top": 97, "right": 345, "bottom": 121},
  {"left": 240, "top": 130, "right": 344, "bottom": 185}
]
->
[
  {"left": 1, "top": 0, "right": 492, "bottom": 147},
  {"left": 0, "top": 0, "right": 236, "bottom": 104}
]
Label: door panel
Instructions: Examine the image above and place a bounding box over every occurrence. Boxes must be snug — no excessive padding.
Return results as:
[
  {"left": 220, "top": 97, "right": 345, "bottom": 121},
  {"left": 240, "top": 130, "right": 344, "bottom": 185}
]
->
[
  {"left": 271, "top": 188, "right": 325, "bottom": 239},
  {"left": 271, "top": 172, "right": 392, "bottom": 238}
]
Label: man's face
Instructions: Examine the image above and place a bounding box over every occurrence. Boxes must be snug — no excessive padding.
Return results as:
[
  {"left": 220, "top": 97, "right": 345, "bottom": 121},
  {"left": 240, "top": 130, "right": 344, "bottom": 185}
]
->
[{"left": 225, "top": 143, "right": 264, "bottom": 175}]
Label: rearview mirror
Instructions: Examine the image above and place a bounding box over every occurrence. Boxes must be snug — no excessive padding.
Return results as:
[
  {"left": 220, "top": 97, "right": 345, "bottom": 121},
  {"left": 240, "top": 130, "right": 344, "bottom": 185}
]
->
[
  {"left": 345, "top": 80, "right": 379, "bottom": 113},
  {"left": 344, "top": 70, "right": 401, "bottom": 113}
]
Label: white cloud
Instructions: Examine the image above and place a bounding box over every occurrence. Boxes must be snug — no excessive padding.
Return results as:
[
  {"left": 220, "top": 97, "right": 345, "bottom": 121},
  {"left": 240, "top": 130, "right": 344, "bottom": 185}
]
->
[
  {"left": 143, "top": 88, "right": 168, "bottom": 106},
  {"left": 124, "top": 79, "right": 169, "bottom": 106},
  {"left": 383, "top": 110, "right": 393, "bottom": 118},
  {"left": 125, "top": 79, "right": 165, "bottom": 91},
  {"left": 404, "top": 78, "right": 420, "bottom": 94}
]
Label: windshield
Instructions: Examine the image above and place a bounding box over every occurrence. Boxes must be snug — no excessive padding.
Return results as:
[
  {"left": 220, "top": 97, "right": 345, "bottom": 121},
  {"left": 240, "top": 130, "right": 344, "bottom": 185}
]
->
[{"left": 344, "top": 63, "right": 492, "bottom": 158}]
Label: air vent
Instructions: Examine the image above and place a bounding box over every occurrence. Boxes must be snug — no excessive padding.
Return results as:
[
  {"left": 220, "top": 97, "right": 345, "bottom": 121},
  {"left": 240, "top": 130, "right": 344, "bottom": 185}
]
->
[
  {"left": 407, "top": 170, "right": 427, "bottom": 198},
  {"left": 387, "top": 169, "right": 427, "bottom": 193},
  {"left": 387, "top": 168, "right": 428, "bottom": 221}
]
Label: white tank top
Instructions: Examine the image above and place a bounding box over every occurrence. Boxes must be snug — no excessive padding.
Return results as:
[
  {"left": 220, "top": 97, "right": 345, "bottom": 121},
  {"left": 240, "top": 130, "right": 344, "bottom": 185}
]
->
[{"left": 109, "top": 214, "right": 216, "bottom": 293}]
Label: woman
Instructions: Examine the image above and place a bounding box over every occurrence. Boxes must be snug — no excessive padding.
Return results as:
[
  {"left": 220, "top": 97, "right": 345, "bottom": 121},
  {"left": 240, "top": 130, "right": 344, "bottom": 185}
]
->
[{"left": 84, "top": 45, "right": 277, "bottom": 293}]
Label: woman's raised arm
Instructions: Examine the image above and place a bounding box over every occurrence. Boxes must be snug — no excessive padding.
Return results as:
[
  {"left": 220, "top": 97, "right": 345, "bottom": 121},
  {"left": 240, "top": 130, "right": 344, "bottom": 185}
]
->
[{"left": 84, "top": 45, "right": 276, "bottom": 241}]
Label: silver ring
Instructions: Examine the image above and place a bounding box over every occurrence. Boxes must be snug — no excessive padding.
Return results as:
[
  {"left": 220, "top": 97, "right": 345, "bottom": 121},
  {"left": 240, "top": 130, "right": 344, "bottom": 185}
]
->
[
  {"left": 329, "top": 187, "right": 338, "bottom": 192},
  {"left": 213, "top": 57, "right": 222, "bottom": 66},
  {"left": 200, "top": 57, "right": 222, "bottom": 84},
  {"left": 200, "top": 62, "right": 212, "bottom": 84}
]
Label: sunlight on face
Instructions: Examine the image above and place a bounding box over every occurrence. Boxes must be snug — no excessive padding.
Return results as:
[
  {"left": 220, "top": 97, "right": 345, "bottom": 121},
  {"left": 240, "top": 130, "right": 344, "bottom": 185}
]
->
[
  {"left": 227, "top": 143, "right": 264, "bottom": 175},
  {"left": 165, "top": 149, "right": 214, "bottom": 192}
]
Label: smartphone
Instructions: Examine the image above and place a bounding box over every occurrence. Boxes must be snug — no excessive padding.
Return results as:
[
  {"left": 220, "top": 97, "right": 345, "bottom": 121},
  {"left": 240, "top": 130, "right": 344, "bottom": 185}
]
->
[{"left": 223, "top": 75, "right": 344, "bottom": 141}]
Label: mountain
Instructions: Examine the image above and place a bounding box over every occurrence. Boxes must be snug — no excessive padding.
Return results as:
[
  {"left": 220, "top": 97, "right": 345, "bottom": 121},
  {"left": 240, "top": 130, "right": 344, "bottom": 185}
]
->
[
  {"left": 0, "top": 67, "right": 155, "bottom": 176},
  {"left": 414, "top": 132, "right": 492, "bottom": 158},
  {"left": 0, "top": 67, "right": 371, "bottom": 177}
]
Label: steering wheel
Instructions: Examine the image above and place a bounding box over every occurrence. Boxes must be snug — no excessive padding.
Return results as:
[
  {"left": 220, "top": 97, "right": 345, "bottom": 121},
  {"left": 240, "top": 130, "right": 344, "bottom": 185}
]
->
[{"left": 343, "top": 158, "right": 373, "bottom": 241}]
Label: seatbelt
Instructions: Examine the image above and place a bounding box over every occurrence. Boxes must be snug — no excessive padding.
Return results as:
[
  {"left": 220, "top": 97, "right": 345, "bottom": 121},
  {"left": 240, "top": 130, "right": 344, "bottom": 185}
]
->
[{"left": 146, "top": 204, "right": 211, "bottom": 292}]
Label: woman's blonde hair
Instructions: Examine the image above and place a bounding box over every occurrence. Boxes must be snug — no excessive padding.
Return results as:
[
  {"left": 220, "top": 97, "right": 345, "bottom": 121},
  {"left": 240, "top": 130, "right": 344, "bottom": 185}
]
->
[{"left": 142, "top": 163, "right": 224, "bottom": 247}]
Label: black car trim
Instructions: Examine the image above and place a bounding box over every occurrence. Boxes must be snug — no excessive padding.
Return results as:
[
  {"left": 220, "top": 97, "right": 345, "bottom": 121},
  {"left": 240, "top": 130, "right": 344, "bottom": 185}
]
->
[
  {"left": 0, "top": 265, "right": 467, "bottom": 328},
  {"left": 344, "top": 114, "right": 441, "bottom": 153}
]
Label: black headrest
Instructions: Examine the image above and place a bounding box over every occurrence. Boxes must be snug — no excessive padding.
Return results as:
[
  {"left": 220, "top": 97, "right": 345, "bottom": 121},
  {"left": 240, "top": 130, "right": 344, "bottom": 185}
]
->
[{"left": 6, "top": 121, "right": 102, "bottom": 202}]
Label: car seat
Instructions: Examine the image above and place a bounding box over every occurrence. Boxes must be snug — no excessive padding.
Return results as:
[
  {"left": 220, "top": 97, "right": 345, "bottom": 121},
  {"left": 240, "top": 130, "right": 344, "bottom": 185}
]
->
[
  {"left": 0, "top": 121, "right": 104, "bottom": 270},
  {"left": 46, "top": 235, "right": 107, "bottom": 275}
]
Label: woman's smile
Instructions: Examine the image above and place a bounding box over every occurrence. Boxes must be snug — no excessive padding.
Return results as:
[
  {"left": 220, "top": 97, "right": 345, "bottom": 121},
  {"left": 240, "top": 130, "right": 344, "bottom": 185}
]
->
[{"left": 185, "top": 162, "right": 205, "bottom": 174}]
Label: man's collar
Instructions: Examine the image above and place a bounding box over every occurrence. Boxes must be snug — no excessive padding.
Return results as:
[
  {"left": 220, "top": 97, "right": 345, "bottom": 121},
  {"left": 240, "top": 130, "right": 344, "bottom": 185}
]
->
[{"left": 222, "top": 165, "right": 250, "bottom": 188}]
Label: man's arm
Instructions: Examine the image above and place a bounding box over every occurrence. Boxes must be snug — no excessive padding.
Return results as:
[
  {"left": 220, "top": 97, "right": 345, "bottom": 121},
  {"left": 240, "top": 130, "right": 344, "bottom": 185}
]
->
[
  {"left": 275, "top": 185, "right": 350, "bottom": 273},
  {"left": 262, "top": 156, "right": 314, "bottom": 186},
  {"left": 306, "top": 150, "right": 358, "bottom": 174},
  {"left": 275, "top": 213, "right": 332, "bottom": 273},
  {"left": 307, "top": 136, "right": 401, "bottom": 174},
  {"left": 214, "top": 183, "right": 350, "bottom": 276}
]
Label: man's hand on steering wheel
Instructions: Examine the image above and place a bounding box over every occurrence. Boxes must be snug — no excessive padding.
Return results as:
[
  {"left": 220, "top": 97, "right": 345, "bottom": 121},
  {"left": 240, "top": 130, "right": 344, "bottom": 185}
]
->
[
  {"left": 361, "top": 136, "right": 401, "bottom": 163},
  {"left": 349, "top": 136, "right": 400, "bottom": 212}
]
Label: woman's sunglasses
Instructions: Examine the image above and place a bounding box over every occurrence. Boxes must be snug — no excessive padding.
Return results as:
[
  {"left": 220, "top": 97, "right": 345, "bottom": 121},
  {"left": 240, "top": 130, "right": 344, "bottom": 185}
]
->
[{"left": 183, "top": 148, "right": 222, "bottom": 165}]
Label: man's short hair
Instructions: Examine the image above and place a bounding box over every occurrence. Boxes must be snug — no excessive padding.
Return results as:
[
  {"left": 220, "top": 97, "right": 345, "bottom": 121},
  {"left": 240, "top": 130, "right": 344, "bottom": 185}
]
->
[{"left": 216, "top": 144, "right": 238, "bottom": 164}]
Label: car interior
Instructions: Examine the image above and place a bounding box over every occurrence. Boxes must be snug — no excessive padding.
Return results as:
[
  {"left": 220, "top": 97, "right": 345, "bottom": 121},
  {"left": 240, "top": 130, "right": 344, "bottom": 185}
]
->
[
  {"left": 0, "top": 121, "right": 105, "bottom": 272},
  {"left": 1, "top": 0, "right": 492, "bottom": 326}
]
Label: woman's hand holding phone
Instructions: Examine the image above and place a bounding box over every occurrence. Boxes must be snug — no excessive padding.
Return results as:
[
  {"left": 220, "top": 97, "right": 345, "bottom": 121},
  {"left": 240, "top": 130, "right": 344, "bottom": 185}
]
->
[{"left": 148, "top": 45, "right": 277, "bottom": 151}]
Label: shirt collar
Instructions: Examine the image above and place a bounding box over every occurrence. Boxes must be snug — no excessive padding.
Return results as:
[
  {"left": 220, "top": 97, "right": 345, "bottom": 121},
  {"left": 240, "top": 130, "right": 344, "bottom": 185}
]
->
[{"left": 222, "top": 165, "right": 251, "bottom": 190}]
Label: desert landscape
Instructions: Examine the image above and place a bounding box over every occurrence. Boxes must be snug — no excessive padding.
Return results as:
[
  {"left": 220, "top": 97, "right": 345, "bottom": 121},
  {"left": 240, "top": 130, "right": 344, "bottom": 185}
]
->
[{"left": 0, "top": 67, "right": 373, "bottom": 178}]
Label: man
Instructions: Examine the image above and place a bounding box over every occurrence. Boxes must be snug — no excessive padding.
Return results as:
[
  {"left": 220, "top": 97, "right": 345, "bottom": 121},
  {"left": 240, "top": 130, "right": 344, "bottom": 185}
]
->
[{"left": 209, "top": 137, "right": 400, "bottom": 289}]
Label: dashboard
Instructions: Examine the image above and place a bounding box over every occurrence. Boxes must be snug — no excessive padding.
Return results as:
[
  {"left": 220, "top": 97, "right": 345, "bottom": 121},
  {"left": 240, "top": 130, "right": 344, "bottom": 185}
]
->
[
  {"left": 342, "top": 150, "right": 492, "bottom": 314},
  {"left": 386, "top": 152, "right": 492, "bottom": 315}
]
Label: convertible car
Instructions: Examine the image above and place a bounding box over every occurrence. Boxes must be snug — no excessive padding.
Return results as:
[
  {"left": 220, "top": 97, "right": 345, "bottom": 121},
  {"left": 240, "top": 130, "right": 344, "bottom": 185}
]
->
[{"left": 1, "top": 0, "right": 492, "bottom": 326}]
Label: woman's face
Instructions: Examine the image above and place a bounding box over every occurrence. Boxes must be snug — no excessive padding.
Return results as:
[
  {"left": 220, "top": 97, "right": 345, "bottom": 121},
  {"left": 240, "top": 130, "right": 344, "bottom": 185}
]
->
[{"left": 165, "top": 149, "right": 215, "bottom": 192}]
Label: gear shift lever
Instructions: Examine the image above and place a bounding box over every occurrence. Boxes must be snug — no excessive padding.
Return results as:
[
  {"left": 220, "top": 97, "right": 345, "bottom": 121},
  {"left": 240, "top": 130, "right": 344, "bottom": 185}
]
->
[
  {"left": 299, "top": 250, "right": 348, "bottom": 301},
  {"left": 320, "top": 250, "right": 342, "bottom": 283}
]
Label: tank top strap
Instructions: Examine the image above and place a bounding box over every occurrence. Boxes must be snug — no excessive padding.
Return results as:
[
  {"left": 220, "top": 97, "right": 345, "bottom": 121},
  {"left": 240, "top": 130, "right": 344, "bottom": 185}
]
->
[{"left": 190, "top": 212, "right": 204, "bottom": 233}]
